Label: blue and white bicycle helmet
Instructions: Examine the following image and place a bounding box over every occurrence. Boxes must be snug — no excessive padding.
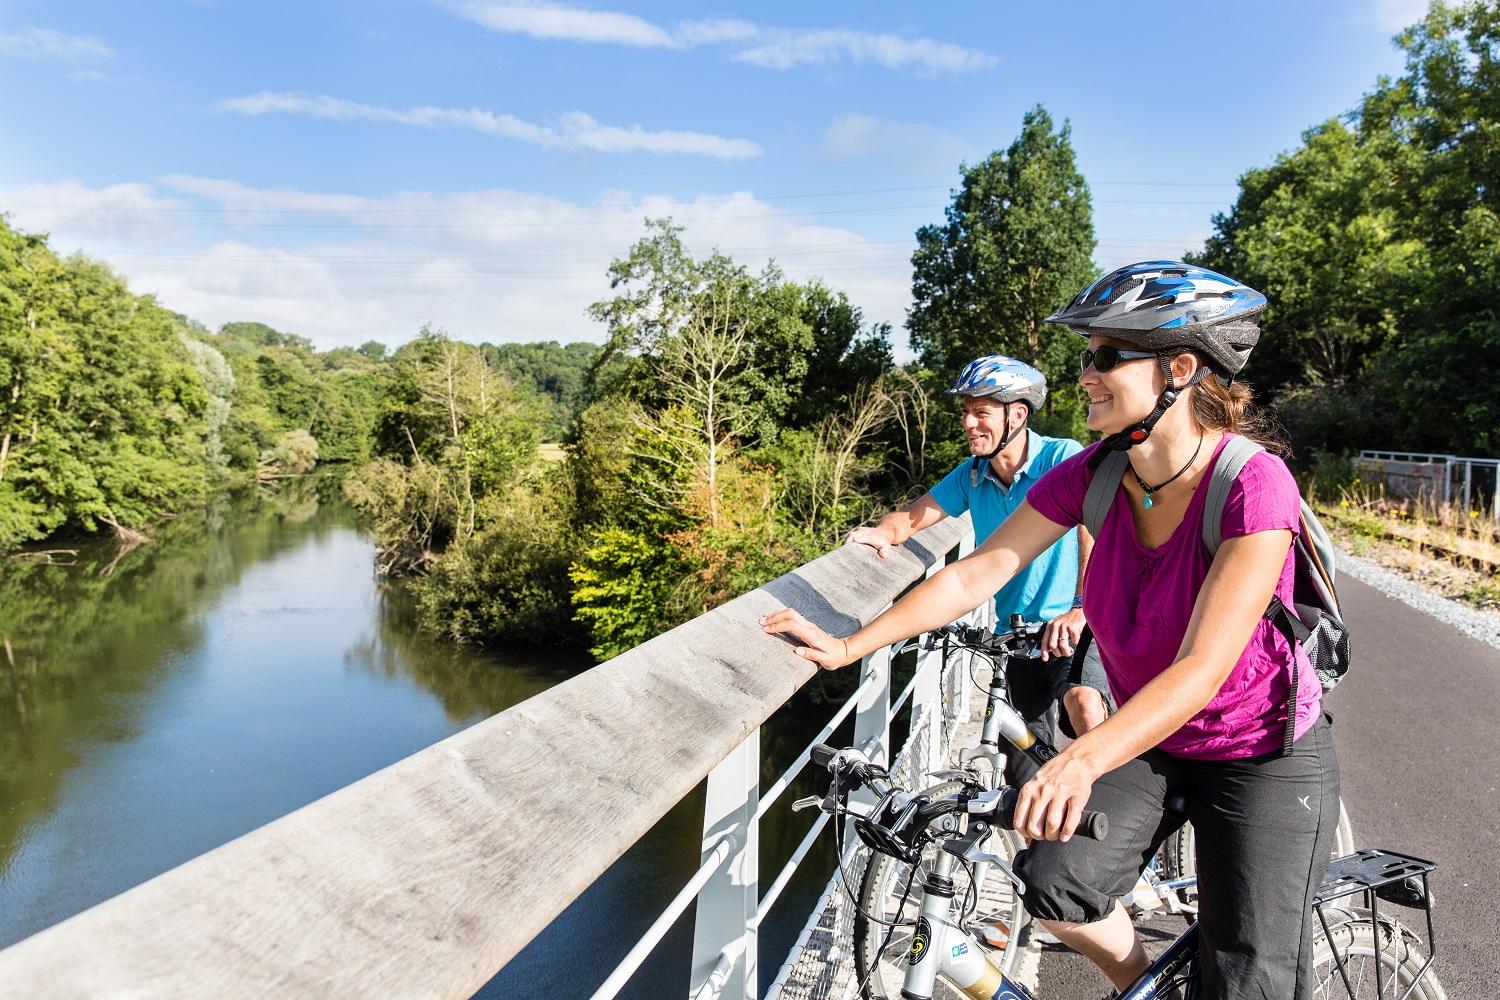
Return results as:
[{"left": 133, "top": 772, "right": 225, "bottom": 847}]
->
[
  {"left": 948, "top": 355, "right": 1046, "bottom": 470},
  {"left": 1046, "top": 261, "right": 1268, "bottom": 462},
  {"left": 946, "top": 354, "right": 1048, "bottom": 412},
  {"left": 1045, "top": 260, "right": 1266, "bottom": 377}
]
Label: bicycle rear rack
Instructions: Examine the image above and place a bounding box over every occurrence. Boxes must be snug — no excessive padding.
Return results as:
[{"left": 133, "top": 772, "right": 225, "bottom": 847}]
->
[{"left": 1312, "top": 849, "right": 1438, "bottom": 1000}]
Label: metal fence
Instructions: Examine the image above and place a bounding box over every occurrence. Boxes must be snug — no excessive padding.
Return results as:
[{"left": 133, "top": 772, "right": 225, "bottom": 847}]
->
[{"left": 1357, "top": 450, "right": 1500, "bottom": 519}]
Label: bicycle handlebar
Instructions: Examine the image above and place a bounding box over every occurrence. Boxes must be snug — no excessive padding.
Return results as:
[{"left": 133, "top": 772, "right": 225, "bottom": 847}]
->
[
  {"left": 924, "top": 614, "right": 1046, "bottom": 657},
  {"left": 805, "top": 742, "right": 1108, "bottom": 851}
]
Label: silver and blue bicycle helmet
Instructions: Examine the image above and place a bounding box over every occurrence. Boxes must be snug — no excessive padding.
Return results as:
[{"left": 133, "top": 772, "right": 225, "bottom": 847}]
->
[
  {"left": 947, "top": 354, "right": 1047, "bottom": 474},
  {"left": 1045, "top": 261, "right": 1267, "bottom": 462},
  {"left": 946, "top": 354, "right": 1048, "bottom": 411},
  {"left": 1046, "top": 261, "right": 1266, "bottom": 378}
]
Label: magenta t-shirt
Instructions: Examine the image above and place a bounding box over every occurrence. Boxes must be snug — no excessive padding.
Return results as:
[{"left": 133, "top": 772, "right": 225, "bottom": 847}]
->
[{"left": 1026, "top": 434, "right": 1322, "bottom": 760}]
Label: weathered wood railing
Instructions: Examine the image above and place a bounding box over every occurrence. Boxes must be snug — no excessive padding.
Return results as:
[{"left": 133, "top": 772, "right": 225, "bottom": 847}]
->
[{"left": 0, "top": 514, "right": 974, "bottom": 998}]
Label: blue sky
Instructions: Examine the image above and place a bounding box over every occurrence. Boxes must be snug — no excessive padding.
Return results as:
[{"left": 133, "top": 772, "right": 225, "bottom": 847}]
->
[{"left": 1, "top": 0, "right": 1430, "bottom": 352}]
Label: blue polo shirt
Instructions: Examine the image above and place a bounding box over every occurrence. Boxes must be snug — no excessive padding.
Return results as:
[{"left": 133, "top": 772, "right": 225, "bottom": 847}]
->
[{"left": 929, "top": 430, "right": 1083, "bottom": 621}]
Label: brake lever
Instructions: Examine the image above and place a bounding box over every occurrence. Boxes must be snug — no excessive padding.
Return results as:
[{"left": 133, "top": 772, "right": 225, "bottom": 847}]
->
[{"left": 939, "top": 815, "right": 1027, "bottom": 895}]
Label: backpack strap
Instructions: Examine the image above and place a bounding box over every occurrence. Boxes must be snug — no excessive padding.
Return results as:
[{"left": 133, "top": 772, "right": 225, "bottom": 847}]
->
[
  {"left": 1267, "top": 595, "right": 1311, "bottom": 755},
  {"left": 1067, "top": 626, "right": 1094, "bottom": 687},
  {"left": 1082, "top": 449, "right": 1129, "bottom": 540},
  {"left": 1201, "top": 435, "right": 1264, "bottom": 557}
]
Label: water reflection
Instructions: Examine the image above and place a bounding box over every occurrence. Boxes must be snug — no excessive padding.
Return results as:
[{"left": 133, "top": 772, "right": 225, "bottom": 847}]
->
[{"left": 0, "top": 478, "right": 589, "bottom": 949}]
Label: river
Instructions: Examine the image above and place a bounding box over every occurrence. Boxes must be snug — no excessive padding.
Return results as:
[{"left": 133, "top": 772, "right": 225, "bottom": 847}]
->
[{"left": 0, "top": 477, "right": 855, "bottom": 997}]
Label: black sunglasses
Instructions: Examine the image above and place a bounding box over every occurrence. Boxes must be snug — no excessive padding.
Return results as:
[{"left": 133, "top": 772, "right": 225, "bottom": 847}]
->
[{"left": 1079, "top": 345, "right": 1156, "bottom": 374}]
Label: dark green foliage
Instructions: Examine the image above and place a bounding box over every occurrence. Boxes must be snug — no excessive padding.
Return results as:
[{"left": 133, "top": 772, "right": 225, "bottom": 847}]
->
[
  {"left": 908, "top": 105, "right": 1096, "bottom": 403},
  {"left": 414, "top": 465, "right": 579, "bottom": 644},
  {"left": 483, "top": 340, "right": 599, "bottom": 441},
  {"left": 1195, "top": 1, "right": 1500, "bottom": 458},
  {"left": 0, "top": 219, "right": 217, "bottom": 544}
]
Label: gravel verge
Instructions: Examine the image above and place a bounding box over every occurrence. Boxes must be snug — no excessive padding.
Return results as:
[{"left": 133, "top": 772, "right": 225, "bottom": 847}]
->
[{"left": 1337, "top": 547, "right": 1500, "bottom": 651}]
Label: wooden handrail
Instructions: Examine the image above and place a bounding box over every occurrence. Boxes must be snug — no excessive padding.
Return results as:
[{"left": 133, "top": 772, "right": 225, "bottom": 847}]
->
[{"left": 0, "top": 515, "right": 971, "bottom": 999}]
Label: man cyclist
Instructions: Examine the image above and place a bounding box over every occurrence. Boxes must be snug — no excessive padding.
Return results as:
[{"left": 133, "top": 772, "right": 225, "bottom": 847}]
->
[{"left": 846, "top": 354, "right": 1111, "bottom": 778}]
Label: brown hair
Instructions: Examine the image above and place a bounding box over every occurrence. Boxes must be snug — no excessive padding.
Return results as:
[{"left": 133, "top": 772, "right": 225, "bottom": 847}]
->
[{"left": 1167, "top": 347, "right": 1289, "bottom": 455}]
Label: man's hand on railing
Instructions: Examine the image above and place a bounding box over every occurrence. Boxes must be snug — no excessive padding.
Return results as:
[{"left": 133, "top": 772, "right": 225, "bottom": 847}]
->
[
  {"left": 845, "top": 524, "right": 898, "bottom": 559},
  {"left": 760, "top": 609, "right": 852, "bottom": 670}
]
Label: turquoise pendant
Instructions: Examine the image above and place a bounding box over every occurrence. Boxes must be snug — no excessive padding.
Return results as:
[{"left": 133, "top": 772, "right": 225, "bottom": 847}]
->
[{"left": 1141, "top": 494, "right": 1154, "bottom": 510}]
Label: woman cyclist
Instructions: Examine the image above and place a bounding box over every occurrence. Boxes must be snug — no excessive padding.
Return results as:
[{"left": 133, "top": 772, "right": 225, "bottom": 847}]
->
[{"left": 761, "top": 261, "right": 1339, "bottom": 999}]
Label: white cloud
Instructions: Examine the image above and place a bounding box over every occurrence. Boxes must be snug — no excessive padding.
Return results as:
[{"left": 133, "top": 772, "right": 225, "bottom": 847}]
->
[
  {"left": 448, "top": 1, "right": 673, "bottom": 46},
  {"left": 0, "top": 27, "right": 112, "bottom": 61},
  {"left": 675, "top": 18, "right": 759, "bottom": 46},
  {"left": 816, "top": 113, "right": 978, "bottom": 173},
  {"left": 216, "top": 91, "right": 762, "bottom": 160},
  {"left": 0, "top": 179, "right": 189, "bottom": 243},
  {"left": 446, "top": 3, "right": 996, "bottom": 76},
  {"left": 735, "top": 30, "right": 998, "bottom": 75},
  {"left": 0, "top": 178, "right": 914, "bottom": 351},
  {"left": 1355, "top": 0, "right": 1430, "bottom": 32}
]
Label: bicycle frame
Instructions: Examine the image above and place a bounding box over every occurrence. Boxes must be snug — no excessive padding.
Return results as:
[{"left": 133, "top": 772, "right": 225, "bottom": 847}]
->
[{"left": 896, "top": 847, "right": 1203, "bottom": 1000}]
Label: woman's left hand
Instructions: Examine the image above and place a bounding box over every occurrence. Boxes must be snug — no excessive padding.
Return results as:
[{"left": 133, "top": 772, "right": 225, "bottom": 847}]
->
[
  {"left": 1013, "top": 750, "right": 1100, "bottom": 842},
  {"left": 759, "top": 608, "right": 853, "bottom": 670}
]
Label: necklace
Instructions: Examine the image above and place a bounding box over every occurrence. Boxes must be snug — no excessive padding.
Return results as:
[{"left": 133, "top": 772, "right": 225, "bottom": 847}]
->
[{"left": 1131, "top": 433, "right": 1204, "bottom": 509}]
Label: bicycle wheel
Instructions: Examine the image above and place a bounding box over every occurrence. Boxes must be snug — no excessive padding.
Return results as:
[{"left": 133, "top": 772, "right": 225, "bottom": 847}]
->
[
  {"left": 1310, "top": 906, "right": 1445, "bottom": 999},
  {"left": 851, "top": 783, "right": 1027, "bottom": 1000},
  {"left": 1161, "top": 797, "right": 1356, "bottom": 881}
]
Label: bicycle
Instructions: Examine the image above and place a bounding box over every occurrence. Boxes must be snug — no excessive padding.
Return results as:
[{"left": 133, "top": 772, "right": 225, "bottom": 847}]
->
[
  {"left": 797, "top": 743, "right": 1444, "bottom": 1000},
  {"left": 854, "top": 618, "right": 1356, "bottom": 967},
  {"left": 850, "top": 619, "right": 1042, "bottom": 986}
]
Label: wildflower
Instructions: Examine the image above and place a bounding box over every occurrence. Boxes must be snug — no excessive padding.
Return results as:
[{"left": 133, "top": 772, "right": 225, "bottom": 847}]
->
[
  {"left": 1471, "top": 510, "right": 1479, "bottom": 518},
  {"left": 1340, "top": 500, "right": 1350, "bottom": 508}
]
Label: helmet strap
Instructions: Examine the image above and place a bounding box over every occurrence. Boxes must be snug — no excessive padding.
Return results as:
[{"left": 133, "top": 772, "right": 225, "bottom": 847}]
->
[
  {"left": 971, "top": 402, "right": 1024, "bottom": 485},
  {"left": 1086, "top": 355, "right": 1210, "bottom": 470}
]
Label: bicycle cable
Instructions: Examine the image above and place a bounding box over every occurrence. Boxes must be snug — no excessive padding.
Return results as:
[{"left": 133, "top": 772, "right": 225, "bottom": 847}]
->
[{"left": 856, "top": 857, "right": 921, "bottom": 998}]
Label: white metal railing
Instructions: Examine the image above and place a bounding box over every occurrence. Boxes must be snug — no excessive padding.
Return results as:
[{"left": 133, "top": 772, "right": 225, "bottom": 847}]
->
[
  {"left": 1357, "top": 449, "right": 1500, "bottom": 519},
  {"left": 0, "top": 514, "right": 974, "bottom": 1000},
  {"left": 587, "top": 526, "right": 981, "bottom": 1000}
]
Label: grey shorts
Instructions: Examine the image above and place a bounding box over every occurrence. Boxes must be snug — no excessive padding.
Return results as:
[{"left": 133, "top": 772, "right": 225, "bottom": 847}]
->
[{"left": 1016, "top": 713, "right": 1341, "bottom": 1000}]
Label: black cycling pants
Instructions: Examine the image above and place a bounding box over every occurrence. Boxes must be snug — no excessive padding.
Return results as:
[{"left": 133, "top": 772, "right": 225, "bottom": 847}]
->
[{"left": 1015, "top": 713, "right": 1341, "bottom": 1000}]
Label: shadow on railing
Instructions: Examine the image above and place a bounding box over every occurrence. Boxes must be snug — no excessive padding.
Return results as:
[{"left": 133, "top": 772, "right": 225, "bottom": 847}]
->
[{"left": 0, "top": 515, "right": 977, "bottom": 999}]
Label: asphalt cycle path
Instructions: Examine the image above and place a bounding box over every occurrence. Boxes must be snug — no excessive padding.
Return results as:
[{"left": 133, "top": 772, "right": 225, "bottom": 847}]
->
[{"left": 1032, "top": 574, "right": 1499, "bottom": 998}]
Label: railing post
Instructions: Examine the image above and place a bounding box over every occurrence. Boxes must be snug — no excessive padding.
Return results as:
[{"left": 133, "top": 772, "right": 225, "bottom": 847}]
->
[
  {"left": 911, "top": 558, "right": 947, "bottom": 777},
  {"left": 691, "top": 727, "right": 759, "bottom": 1000},
  {"left": 848, "top": 641, "right": 892, "bottom": 846}
]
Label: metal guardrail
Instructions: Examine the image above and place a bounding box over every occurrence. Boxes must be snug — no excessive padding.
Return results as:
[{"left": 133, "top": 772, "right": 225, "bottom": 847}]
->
[
  {"left": 1357, "top": 449, "right": 1500, "bottom": 519},
  {"left": 591, "top": 526, "right": 982, "bottom": 1000}
]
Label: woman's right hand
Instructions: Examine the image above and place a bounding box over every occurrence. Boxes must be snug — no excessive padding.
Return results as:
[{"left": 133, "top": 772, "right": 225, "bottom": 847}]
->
[{"left": 759, "top": 608, "right": 853, "bottom": 670}]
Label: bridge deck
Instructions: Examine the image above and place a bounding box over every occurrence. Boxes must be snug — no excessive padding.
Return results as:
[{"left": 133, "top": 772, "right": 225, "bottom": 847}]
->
[{"left": 772, "top": 663, "right": 1041, "bottom": 999}]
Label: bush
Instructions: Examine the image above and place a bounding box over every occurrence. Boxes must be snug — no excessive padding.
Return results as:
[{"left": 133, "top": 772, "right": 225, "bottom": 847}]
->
[{"left": 414, "top": 468, "right": 579, "bottom": 645}]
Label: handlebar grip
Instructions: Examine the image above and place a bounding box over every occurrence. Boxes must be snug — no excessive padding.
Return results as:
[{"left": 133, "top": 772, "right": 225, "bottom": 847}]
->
[
  {"left": 985, "top": 789, "right": 1107, "bottom": 840},
  {"left": 809, "top": 743, "right": 837, "bottom": 770},
  {"left": 1075, "top": 811, "right": 1108, "bottom": 841}
]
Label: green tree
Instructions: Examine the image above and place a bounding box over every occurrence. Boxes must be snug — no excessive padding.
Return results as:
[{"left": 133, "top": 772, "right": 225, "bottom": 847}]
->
[
  {"left": 0, "top": 220, "right": 216, "bottom": 544},
  {"left": 908, "top": 105, "right": 1096, "bottom": 388},
  {"left": 1195, "top": 1, "right": 1500, "bottom": 455}
]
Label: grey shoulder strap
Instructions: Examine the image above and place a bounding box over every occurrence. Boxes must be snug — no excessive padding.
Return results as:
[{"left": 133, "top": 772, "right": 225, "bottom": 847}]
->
[
  {"left": 1202, "top": 435, "right": 1265, "bottom": 557},
  {"left": 1082, "top": 450, "right": 1129, "bottom": 538}
]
